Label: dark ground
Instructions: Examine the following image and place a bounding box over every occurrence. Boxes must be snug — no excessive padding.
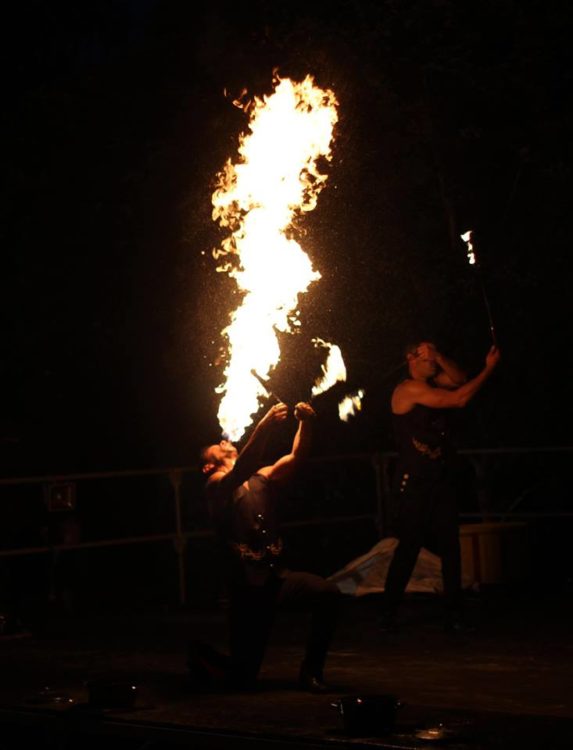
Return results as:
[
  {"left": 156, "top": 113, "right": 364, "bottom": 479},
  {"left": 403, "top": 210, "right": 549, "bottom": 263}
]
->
[{"left": 1, "top": 586, "right": 572, "bottom": 749}]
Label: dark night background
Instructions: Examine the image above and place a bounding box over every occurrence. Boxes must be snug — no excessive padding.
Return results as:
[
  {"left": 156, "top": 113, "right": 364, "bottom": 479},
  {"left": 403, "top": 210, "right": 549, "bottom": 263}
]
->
[{"left": 2, "top": 0, "right": 572, "bottom": 477}]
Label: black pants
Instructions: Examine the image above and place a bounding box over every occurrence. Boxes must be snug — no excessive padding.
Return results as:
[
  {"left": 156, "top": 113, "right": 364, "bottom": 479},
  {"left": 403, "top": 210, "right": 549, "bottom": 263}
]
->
[
  {"left": 384, "top": 471, "right": 462, "bottom": 612},
  {"left": 228, "top": 569, "right": 340, "bottom": 687}
]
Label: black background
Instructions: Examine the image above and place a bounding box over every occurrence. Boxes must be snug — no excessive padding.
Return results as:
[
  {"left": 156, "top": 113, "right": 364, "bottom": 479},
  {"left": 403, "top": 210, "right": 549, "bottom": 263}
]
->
[{"left": 2, "top": 0, "right": 572, "bottom": 476}]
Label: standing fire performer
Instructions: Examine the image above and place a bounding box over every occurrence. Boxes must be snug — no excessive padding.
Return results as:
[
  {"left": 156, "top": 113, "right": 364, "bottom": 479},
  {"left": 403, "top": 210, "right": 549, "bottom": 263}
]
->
[
  {"left": 194, "top": 401, "right": 340, "bottom": 693},
  {"left": 380, "top": 341, "right": 501, "bottom": 631}
]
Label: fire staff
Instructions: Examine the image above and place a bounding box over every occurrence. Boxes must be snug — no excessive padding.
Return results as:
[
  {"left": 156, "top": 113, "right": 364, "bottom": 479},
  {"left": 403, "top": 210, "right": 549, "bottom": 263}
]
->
[
  {"left": 196, "top": 402, "right": 340, "bottom": 692},
  {"left": 380, "top": 342, "right": 500, "bottom": 631}
]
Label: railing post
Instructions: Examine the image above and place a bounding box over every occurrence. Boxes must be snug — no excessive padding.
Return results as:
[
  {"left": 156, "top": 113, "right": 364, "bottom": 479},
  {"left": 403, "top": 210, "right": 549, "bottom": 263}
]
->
[
  {"left": 372, "top": 451, "right": 394, "bottom": 538},
  {"left": 169, "top": 470, "right": 186, "bottom": 607},
  {"left": 469, "top": 455, "right": 492, "bottom": 522},
  {"left": 372, "top": 451, "right": 384, "bottom": 537}
]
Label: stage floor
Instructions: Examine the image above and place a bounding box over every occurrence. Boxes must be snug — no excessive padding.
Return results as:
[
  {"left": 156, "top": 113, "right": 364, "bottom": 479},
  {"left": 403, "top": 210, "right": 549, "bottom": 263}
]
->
[{"left": 1, "top": 587, "right": 572, "bottom": 748}]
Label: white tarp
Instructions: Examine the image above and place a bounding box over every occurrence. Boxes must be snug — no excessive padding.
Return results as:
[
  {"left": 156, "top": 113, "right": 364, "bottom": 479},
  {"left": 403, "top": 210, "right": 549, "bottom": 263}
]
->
[{"left": 329, "top": 537, "right": 476, "bottom": 596}]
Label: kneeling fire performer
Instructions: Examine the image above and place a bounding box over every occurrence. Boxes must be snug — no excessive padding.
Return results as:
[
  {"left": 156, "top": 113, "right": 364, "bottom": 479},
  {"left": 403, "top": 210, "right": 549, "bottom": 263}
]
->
[
  {"left": 380, "top": 341, "right": 501, "bottom": 631},
  {"left": 195, "top": 401, "right": 340, "bottom": 692}
]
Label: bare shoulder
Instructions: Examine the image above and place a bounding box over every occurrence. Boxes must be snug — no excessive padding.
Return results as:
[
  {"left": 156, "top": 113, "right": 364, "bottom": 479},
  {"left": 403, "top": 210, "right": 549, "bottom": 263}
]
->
[
  {"left": 391, "top": 379, "right": 429, "bottom": 414},
  {"left": 391, "top": 379, "right": 413, "bottom": 414}
]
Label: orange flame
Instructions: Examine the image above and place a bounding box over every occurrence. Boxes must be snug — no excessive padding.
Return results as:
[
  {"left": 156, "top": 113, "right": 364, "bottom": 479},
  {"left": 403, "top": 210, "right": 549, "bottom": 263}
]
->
[
  {"left": 338, "top": 390, "right": 365, "bottom": 421},
  {"left": 461, "top": 230, "right": 476, "bottom": 265},
  {"left": 311, "top": 338, "right": 347, "bottom": 397},
  {"left": 211, "top": 75, "right": 338, "bottom": 440}
]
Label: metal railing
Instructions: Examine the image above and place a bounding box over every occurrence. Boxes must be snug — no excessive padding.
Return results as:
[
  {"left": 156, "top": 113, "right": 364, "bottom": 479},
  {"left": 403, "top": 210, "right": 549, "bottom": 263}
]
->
[{"left": 0, "top": 446, "right": 571, "bottom": 605}]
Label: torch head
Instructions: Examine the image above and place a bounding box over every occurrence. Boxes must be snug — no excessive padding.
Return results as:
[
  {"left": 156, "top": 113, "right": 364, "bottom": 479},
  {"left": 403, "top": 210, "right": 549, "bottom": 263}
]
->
[{"left": 461, "top": 229, "right": 477, "bottom": 265}]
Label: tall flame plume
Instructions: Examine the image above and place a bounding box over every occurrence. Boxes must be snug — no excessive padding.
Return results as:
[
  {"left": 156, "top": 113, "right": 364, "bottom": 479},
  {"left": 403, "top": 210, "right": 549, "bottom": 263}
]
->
[{"left": 211, "top": 76, "right": 338, "bottom": 440}]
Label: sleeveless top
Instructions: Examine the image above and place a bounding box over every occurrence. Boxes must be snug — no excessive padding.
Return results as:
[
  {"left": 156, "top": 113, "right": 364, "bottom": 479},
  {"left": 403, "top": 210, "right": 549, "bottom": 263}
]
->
[{"left": 210, "top": 473, "right": 284, "bottom": 586}]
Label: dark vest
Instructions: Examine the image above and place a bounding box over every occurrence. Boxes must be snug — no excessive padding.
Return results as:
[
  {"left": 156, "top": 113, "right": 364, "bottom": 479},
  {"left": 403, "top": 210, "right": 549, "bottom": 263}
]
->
[
  {"left": 211, "top": 473, "right": 284, "bottom": 586},
  {"left": 392, "top": 397, "right": 453, "bottom": 480}
]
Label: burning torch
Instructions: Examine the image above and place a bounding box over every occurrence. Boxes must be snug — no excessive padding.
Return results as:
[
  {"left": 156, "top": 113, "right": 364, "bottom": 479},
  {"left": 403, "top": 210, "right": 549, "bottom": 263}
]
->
[
  {"left": 252, "top": 337, "right": 364, "bottom": 423},
  {"left": 460, "top": 230, "right": 498, "bottom": 346},
  {"left": 250, "top": 369, "right": 286, "bottom": 405}
]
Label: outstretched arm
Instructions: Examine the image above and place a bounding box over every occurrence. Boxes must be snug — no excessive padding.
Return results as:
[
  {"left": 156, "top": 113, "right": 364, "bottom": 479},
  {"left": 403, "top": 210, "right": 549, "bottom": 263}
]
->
[
  {"left": 208, "top": 403, "right": 289, "bottom": 495},
  {"left": 393, "top": 346, "right": 500, "bottom": 413},
  {"left": 258, "top": 402, "right": 316, "bottom": 485}
]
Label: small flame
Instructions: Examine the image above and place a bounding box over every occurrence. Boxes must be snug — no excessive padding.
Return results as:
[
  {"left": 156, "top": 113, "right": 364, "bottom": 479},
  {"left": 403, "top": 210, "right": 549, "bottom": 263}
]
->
[
  {"left": 461, "top": 230, "right": 476, "bottom": 265},
  {"left": 311, "top": 338, "right": 347, "bottom": 397},
  {"left": 212, "top": 75, "right": 338, "bottom": 441},
  {"left": 338, "top": 389, "right": 365, "bottom": 421}
]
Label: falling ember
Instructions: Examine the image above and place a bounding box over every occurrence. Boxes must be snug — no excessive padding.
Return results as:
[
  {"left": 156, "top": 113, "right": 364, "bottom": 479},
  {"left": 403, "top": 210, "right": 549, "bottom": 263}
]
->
[
  {"left": 311, "top": 338, "right": 347, "bottom": 397},
  {"left": 338, "top": 390, "right": 365, "bottom": 422},
  {"left": 461, "top": 230, "right": 476, "bottom": 265},
  {"left": 211, "top": 75, "right": 338, "bottom": 441}
]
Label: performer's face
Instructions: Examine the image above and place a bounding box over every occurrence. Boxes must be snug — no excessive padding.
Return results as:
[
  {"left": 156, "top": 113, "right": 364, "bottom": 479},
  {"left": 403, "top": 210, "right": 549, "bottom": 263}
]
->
[
  {"left": 211, "top": 440, "right": 238, "bottom": 470},
  {"left": 408, "top": 344, "right": 438, "bottom": 379}
]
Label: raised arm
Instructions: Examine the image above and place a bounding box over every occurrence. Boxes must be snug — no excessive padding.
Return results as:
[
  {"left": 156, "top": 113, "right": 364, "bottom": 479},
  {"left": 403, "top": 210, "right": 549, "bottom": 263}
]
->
[
  {"left": 208, "top": 403, "right": 289, "bottom": 495},
  {"left": 258, "top": 402, "right": 316, "bottom": 485},
  {"left": 434, "top": 350, "right": 467, "bottom": 387},
  {"left": 414, "top": 342, "right": 467, "bottom": 388},
  {"left": 393, "top": 346, "right": 500, "bottom": 413}
]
